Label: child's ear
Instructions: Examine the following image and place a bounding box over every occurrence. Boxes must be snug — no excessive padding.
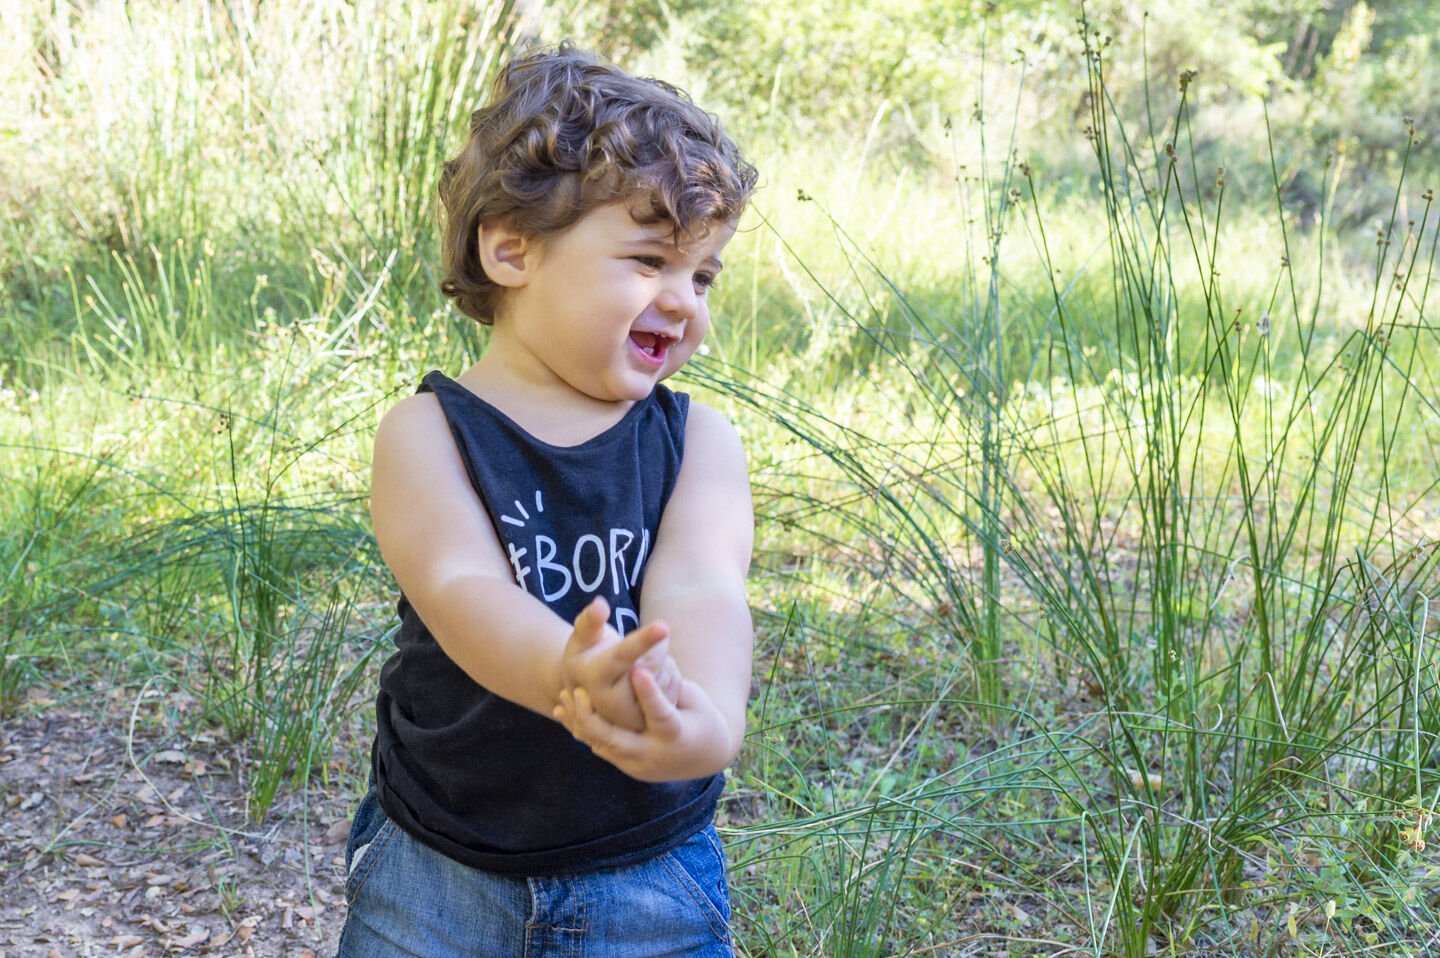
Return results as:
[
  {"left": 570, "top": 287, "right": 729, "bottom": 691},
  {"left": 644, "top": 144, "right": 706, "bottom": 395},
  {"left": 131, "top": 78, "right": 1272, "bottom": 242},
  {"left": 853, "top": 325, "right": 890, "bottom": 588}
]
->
[{"left": 477, "top": 222, "right": 536, "bottom": 288}]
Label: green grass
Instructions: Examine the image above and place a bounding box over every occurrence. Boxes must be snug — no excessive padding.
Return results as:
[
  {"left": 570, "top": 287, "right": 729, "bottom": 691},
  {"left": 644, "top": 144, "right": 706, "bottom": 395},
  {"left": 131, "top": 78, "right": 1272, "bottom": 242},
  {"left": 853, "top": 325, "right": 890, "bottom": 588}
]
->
[
  {"left": 4, "top": 1, "right": 1440, "bottom": 955},
  {"left": 689, "top": 31, "right": 1440, "bottom": 955}
]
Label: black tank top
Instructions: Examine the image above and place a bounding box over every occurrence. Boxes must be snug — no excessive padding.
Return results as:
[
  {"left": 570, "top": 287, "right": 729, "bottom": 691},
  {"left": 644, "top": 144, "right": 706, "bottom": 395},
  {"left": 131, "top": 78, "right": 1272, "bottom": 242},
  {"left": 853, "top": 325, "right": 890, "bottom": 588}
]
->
[{"left": 370, "top": 371, "right": 722, "bottom": 875}]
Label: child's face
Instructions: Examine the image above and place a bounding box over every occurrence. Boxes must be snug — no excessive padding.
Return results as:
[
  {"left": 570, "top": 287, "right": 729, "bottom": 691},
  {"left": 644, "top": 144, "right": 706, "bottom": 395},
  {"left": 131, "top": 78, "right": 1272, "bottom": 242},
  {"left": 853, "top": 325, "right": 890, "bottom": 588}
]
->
[{"left": 494, "top": 201, "right": 735, "bottom": 405}]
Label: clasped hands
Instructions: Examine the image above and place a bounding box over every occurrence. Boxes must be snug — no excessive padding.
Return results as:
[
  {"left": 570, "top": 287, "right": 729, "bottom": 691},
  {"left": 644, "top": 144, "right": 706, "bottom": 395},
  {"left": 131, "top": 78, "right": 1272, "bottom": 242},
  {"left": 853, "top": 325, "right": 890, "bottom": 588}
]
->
[{"left": 554, "top": 596, "right": 727, "bottom": 782}]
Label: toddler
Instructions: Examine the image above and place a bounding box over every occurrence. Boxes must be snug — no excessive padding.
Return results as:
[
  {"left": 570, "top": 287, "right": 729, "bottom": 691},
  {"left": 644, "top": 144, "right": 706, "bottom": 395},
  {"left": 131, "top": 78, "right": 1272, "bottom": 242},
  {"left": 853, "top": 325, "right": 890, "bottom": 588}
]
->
[{"left": 335, "top": 43, "right": 758, "bottom": 957}]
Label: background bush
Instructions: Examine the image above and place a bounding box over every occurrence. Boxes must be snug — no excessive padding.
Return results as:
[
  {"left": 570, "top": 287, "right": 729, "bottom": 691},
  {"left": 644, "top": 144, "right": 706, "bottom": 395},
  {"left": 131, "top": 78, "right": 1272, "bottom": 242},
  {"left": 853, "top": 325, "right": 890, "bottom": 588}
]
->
[{"left": 4, "top": 1, "right": 1440, "bottom": 955}]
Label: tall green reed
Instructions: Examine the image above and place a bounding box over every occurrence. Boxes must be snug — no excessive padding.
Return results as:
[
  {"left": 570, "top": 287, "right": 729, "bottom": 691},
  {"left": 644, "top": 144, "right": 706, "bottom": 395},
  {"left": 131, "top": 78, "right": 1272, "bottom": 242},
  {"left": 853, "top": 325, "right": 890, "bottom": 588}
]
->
[
  {"left": 24, "top": 234, "right": 400, "bottom": 816},
  {"left": 1, "top": 0, "right": 518, "bottom": 369},
  {"left": 704, "top": 16, "right": 1440, "bottom": 955},
  {"left": 177, "top": 314, "right": 392, "bottom": 817},
  {"left": 1, "top": 0, "right": 522, "bottom": 815},
  {"left": 318, "top": 0, "right": 519, "bottom": 321},
  {"left": 0, "top": 441, "right": 121, "bottom": 715}
]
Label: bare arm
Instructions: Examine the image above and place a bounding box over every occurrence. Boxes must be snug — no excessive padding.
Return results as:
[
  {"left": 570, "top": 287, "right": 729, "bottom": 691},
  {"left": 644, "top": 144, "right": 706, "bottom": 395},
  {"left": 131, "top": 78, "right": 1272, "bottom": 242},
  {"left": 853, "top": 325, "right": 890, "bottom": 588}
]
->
[
  {"left": 556, "top": 401, "right": 755, "bottom": 781},
  {"left": 370, "top": 393, "right": 673, "bottom": 725}
]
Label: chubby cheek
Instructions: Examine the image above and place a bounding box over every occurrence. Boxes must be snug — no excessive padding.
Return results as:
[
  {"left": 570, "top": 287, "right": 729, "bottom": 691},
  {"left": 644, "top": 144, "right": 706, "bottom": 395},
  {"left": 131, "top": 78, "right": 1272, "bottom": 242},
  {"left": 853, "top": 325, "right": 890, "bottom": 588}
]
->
[{"left": 666, "top": 316, "right": 710, "bottom": 375}]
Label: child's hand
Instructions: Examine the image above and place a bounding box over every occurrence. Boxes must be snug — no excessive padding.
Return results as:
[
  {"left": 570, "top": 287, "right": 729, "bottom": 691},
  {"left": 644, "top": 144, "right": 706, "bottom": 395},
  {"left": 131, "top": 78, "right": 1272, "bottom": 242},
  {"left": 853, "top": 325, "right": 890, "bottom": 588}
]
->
[
  {"left": 553, "top": 667, "right": 733, "bottom": 783},
  {"left": 560, "top": 597, "right": 682, "bottom": 732}
]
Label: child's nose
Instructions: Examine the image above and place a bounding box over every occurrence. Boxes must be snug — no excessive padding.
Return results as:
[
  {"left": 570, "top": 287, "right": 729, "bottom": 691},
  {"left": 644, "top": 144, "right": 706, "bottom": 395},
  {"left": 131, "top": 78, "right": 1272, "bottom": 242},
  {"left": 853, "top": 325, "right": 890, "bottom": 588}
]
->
[{"left": 655, "top": 275, "right": 699, "bottom": 319}]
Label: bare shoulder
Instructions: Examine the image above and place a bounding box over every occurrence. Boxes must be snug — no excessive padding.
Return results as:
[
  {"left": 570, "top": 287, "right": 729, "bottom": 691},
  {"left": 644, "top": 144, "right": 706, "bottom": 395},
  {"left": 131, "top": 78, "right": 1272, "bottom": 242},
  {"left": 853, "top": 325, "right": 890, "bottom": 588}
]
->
[
  {"left": 370, "top": 390, "right": 464, "bottom": 524},
  {"left": 370, "top": 392, "right": 462, "bottom": 510},
  {"left": 651, "top": 399, "right": 751, "bottom": 573},
  {"left": 673, "top": 399, "right": 750, "bottom": 523},
  {"left": 373, "top": 391, "right": 449, "bottom": 458},
  {"left": 370, "top": 389, "right": 510, "bottom": 584},
  {"left": 681, "top": 400, "right": 747, "bottom": 474}
]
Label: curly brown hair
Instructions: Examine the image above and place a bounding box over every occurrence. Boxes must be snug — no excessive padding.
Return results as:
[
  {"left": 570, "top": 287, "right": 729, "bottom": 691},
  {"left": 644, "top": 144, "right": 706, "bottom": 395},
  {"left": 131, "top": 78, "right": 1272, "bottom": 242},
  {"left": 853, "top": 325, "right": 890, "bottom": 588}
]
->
[{"left": 438, "top": 45, "right": 758, "bottom": 324}]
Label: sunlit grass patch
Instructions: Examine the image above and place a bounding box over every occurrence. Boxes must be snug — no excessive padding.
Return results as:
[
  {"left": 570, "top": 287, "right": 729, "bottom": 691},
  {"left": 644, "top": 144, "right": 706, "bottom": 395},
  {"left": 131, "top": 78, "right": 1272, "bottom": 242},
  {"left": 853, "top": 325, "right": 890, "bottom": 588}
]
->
[{"left": 4, "top": 0, "right": 1440, "bottom": 954}]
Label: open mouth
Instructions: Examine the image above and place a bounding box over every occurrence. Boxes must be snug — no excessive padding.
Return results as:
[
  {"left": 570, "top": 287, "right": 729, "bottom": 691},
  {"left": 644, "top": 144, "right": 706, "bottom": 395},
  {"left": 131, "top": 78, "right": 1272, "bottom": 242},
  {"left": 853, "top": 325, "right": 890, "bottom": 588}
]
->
[{"left": 628, "top": 330, "right": 674, "bottom": 366}]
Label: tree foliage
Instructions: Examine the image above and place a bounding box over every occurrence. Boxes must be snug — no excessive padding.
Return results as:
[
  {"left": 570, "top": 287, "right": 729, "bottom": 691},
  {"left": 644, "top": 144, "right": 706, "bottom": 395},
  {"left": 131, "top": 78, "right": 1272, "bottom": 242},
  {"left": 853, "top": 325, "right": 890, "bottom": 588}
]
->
[{"left": 549, "top": 0, "right": 1440, "bottom": 218}]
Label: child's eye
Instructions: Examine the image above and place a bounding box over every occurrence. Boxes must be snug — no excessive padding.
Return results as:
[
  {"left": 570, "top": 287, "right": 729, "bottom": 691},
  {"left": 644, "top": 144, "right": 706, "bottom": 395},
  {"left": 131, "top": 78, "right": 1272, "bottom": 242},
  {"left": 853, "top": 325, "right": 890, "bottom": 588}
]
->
[
  {"left": 633, "top": 255, "right": 665, "bottom": 270},
  {"left": 693, "top": 272, "right": 718, "bottom": 293}
]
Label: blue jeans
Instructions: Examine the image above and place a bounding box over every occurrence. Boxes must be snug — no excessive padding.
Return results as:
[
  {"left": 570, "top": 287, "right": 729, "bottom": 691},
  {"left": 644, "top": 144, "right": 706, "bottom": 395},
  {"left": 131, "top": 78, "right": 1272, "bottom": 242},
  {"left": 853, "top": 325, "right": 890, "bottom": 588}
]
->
[{"left": 334, "top": 789, "right": 733, "bottom": 957}]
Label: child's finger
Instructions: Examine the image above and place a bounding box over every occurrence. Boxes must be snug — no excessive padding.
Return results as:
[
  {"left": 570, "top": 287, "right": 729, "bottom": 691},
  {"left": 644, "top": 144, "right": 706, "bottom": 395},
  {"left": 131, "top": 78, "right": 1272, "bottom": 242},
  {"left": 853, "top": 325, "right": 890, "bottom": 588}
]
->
[
  {"left": 654, "top": 658, "right": 683, "bottom": 704},
  {"left": 566, "top": 687, "right": 633, "bottom": 756},
  {"left": 577, "top": 620, "right": 668, "bottom": 690},
  {"left": 552, "top": 690, "right": 573, "bottom": 731},
  {"left": 570, "top": 596, "right": 611, "bottom": 649},
  {"left": 555, "top": 687, "right": 588, "bottom": 738},
  {"left": 614, "top": 619, "right": 670, "bottom": 664},
  {"left": 631, "top": 667, "right": 681, "bottom": 734}
]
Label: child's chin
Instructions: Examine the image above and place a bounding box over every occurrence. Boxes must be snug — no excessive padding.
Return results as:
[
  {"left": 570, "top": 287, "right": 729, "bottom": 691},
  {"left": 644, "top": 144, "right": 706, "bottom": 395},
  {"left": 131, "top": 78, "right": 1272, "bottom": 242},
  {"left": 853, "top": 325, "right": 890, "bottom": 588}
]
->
[{"left": 605, "top": 379, "right": 661, "bottom": 402}]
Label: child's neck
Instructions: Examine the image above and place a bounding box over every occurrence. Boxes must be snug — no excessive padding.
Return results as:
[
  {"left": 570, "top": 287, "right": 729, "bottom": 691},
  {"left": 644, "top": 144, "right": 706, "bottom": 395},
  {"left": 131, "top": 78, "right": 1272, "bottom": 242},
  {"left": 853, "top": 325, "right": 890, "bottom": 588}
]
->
[{"left": 456, "top": 352, "right": 639, "bottom": 447}]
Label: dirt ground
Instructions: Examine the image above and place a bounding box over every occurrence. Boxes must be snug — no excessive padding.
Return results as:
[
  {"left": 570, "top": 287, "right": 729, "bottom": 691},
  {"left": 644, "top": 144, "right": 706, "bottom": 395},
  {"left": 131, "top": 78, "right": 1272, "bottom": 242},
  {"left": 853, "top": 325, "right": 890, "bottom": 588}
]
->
[{"left": 0, "top": 685, "right": 358, "bottom": 958}]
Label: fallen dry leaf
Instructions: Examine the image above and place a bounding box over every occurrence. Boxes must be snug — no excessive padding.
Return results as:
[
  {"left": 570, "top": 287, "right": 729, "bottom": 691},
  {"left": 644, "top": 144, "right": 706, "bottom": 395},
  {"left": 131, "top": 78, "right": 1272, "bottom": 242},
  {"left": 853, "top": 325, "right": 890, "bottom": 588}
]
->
[
  {"left": 0, "top": 684, "right": 349, "bottom": 956},
  {"left": 169, "top": 928, "right": 209, "bottom": 948}
]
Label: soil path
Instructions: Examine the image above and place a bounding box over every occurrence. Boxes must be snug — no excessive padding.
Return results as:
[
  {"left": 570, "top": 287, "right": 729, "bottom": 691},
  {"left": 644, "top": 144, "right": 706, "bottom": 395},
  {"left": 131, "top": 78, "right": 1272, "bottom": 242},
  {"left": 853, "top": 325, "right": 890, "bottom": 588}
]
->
[{"left": 0, "top": 687, "right": 354, "bottom": 957}]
